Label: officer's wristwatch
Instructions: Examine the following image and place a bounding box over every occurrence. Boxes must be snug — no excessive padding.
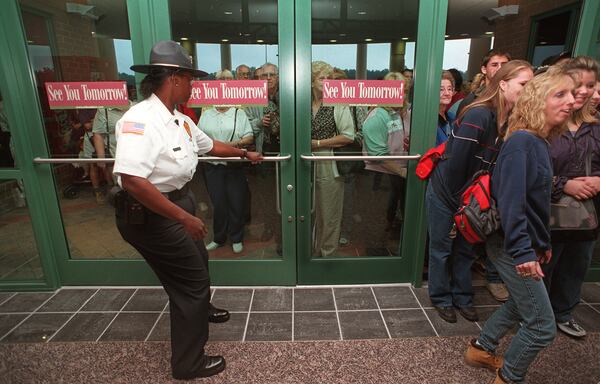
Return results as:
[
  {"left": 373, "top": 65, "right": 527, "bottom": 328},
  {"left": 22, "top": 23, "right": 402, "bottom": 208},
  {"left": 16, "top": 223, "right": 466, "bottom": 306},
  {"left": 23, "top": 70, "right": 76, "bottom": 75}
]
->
[{"left": 240, "top": 148, "right": 248, "bottom": 158}]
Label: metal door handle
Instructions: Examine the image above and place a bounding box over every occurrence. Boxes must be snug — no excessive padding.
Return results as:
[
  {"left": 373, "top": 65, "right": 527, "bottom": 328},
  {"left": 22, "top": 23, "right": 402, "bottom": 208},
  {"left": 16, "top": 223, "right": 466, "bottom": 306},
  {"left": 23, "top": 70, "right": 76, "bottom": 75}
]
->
[
  {"left": 301, "top": 154, "right": 421, "bottom": 161},
  {"left": 33, "top": 154, "right": 292, "bottom": 164}
]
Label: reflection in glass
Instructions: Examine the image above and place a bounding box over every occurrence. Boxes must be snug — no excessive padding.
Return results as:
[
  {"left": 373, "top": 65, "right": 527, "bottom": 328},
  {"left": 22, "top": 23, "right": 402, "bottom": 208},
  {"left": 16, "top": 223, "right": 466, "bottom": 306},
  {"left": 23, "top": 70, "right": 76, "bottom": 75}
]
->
[
  {"left": 0, "top": 180, "right": 44, "bottom": 281},
  {"left": 170, "top": 0, "right": 282, "bottom": 260},
  {"left": 0, "top": 91, "right": 15, "bottom": 168},
  {"left": 20, "top": 0, "right": 140, "bottom": 260}
]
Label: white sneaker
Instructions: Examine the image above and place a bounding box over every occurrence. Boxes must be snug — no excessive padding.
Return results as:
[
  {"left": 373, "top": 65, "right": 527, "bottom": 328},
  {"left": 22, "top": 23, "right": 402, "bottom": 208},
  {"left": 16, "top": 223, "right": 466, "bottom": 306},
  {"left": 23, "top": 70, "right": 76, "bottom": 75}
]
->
[
  {"left": 206, "top": 241, "right": 223, "bottom": 251},
  {"left": 232, "top": 242, "right": 243, "bottom": 253},
  {"left": 557, "top": 319, "right": 587, "bottom": 338}
]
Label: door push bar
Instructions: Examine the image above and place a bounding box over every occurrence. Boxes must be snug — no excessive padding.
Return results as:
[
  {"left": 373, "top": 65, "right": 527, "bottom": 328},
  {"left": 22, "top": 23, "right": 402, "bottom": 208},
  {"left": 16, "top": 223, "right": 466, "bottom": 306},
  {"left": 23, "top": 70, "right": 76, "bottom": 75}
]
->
[{"left": 33, "top": 154, "right": 292, "bottom": 164}]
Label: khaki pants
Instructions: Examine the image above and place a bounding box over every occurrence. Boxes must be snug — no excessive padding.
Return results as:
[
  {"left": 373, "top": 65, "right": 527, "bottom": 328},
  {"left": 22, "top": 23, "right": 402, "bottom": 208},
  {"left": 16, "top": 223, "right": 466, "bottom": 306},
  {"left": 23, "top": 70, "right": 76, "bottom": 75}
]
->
[{"left": 314, "top": 161, "right": 344, "bottom": 257}]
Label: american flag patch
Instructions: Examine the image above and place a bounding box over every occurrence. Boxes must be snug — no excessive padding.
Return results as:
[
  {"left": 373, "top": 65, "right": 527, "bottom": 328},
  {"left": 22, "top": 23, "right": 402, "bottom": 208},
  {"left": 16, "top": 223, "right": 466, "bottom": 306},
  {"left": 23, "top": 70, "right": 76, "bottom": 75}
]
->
[{"left": 122, "top": 121, "right": 145, "bottom": 135}]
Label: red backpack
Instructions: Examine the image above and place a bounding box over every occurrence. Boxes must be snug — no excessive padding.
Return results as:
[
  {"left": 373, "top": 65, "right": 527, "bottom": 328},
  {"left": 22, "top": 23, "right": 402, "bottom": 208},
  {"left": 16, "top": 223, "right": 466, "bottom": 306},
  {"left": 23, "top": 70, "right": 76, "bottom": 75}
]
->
[
  {"left": 415, "top": 142, "right": 447, "bottom": 180},
  {"left": 453, "top": 171, "right": 500, "bottom": 244}
]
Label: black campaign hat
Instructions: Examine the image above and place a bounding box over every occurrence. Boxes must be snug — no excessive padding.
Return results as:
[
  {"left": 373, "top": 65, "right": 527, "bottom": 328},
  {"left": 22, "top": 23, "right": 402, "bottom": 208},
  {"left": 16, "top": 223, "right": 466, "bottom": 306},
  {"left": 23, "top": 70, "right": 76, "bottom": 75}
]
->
[{"left": 130, "top": 40, "right": 208, "bottom": 78}]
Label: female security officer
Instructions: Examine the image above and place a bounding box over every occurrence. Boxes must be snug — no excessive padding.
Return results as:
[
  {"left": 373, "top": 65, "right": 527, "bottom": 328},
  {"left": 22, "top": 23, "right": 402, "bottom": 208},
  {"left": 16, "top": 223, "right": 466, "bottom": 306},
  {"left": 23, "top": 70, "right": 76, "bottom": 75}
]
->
[{"left": 113, "top": 40, "right": 262, "bottom": 380}]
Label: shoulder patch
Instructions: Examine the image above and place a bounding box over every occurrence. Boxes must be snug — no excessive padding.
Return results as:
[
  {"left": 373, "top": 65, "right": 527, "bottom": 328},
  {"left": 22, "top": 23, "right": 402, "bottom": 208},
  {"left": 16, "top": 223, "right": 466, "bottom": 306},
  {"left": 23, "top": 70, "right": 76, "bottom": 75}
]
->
[{"left": 122, "top": 121, "right": 145, "bottom": 135}]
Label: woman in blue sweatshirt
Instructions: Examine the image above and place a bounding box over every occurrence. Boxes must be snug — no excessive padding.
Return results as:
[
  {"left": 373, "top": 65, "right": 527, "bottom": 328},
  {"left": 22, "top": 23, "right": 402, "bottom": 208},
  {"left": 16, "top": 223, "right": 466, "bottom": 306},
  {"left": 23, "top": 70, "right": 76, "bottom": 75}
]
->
[{"left": 464, "top": 66, "right": 575, "bottom": 384}]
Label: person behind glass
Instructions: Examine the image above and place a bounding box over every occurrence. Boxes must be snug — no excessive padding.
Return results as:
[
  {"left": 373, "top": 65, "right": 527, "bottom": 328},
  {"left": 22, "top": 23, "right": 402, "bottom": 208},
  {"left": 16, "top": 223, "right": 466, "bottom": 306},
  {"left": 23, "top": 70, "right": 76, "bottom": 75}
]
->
[
  {"left": 91, "top": 94, "right": 134, "bottom": 191},
  {"left": 362, "top": 72, "right": 409, "bottom": 233},
  {"left": 246, "top": 63, "right": 280, "bottom": 154},
  {"left": 78, "top": 108, "right": 107, "bottom": 203},
  {"left": 427, "top": 60, "right": 534, "bottom": 324},
  {"left": 332, "top": 67, "right": 367, "bottom": 246},
  {"left": 113, "top": 41, "right": 262, "bottom": 380},
  {"left": 543, "top": 56, "right": 600, "bottom": 339},
  {"left": 311, "top": 61, "right": 355, "bottom": 257},
  {"left": 201, "top": 69, "right": 255, "bottom": 254},
  {"left": 436, "top": 71, "right": 455, "bottom": 145},
  {"left": 235, "top": 64, "right": 251, "bottom": 80},
  {"left": 465, "top": 65, "right": 575, "bottom": 384}
]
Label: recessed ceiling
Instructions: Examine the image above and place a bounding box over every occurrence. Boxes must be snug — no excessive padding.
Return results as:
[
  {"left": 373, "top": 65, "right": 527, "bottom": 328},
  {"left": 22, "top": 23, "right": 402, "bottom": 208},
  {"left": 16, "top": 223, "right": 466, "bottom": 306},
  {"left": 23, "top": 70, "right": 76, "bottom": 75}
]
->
[{"left": 89, "top": 0, "right": 500, "bottom": 43}]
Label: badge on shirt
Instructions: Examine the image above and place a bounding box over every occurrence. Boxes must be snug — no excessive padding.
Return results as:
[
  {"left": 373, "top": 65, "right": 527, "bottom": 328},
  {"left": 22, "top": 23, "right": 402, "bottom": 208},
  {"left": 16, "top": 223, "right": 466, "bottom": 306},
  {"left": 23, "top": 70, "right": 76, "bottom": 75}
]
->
[{"left": 122, "top": 121, "right": 145, "bottom": 135}]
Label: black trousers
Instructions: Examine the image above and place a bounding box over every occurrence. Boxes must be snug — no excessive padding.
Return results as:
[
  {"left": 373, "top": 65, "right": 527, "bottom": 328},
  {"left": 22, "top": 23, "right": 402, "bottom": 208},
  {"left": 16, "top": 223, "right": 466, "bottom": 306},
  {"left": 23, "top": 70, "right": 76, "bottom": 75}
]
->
[
  {"left": 117, "top": 191, "right": 210, "bottom": 379},
  {"left": 204, "top": 163, "right": 249, "bottom": 243}
]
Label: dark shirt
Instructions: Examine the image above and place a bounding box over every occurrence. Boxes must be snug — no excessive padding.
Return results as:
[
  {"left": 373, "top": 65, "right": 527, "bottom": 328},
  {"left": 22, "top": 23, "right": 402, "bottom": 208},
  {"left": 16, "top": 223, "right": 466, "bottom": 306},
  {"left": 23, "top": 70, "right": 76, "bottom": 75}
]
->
[
  {"left": 431, "top": 106, "right": 501, "bottom": 209},
  {"left": 492, "top": 131, "right": 552, "bottom": 265},
  {"left": 549, "top": 122, "right": 600, "bottom": 241}
]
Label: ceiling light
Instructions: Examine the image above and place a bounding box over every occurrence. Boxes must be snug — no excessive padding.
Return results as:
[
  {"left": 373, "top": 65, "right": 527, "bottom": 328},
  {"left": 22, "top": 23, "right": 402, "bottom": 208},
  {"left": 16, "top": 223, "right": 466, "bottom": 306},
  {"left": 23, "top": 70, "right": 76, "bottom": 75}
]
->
[
  {"left": 224, "top": 11, "right": 233, "bottom": 15},
  {"left": 365, "top": 38, "right": 373, "bottom": 42},
  {"left": 485, "top": 31, "right": 494, "bottom": 35},
  {"left": 257, "top": 39, "right": 264, "bottom": 43},
  {"left": 445, "top": 35, "right": 449, "bottom": 38},
  {"left": 460, "top": 33, "right": 469, "bottom": 37},
  {"left": 539, "top": 41, "right": 547, "bottom": 45},
  {"left": 339, "top": 33, "right": 347, "bottom": 37},
  {"left": 221, "top": 39, "right": 229, "bottom": 42},
  {"left": 181, "top": 37, "right": 188, "bottom": 41},
  {"left": 330, "top": 39, "right": 337, "bottom": 43},
  {"left": 357, "top": 11, "right": 367, "bottom": 15},
  {"left": 243, "top": 33, "right": 252, "bottom": 37},
  {"left": 401, "top": 37, "right": 409, "bottom": 41}
]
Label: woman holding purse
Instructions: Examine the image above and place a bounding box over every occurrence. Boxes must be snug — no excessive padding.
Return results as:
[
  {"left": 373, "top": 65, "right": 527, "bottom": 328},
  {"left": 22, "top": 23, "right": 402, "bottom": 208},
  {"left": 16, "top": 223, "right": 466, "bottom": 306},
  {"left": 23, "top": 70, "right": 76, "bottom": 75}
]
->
[{"left": 543, "top": 56, "right": 600, "bottom": 338}]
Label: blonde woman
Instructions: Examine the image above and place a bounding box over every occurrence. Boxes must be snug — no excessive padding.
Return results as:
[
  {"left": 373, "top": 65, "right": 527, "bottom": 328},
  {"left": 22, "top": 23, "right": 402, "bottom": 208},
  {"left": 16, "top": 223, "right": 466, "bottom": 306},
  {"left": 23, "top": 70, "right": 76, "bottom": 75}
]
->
[
  {"left": 543, "top": 56, "right": 600, "bottom": 338},
  {"left": 465, "top": 66, "right": 575, "bottom": 384},
  {"left": 200, "top": 69, "right": 254, "bottom": 254},
  {"left": 310, "top": 61, "right": 355, "bottom": 256}
]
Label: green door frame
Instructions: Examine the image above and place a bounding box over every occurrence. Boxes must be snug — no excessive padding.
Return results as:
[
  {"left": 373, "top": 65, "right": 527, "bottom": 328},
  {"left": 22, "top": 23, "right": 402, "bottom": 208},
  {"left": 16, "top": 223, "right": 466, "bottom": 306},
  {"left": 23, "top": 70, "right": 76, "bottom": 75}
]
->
[{"left": 294, "top": 0, "right": 449, "bottom": 285}]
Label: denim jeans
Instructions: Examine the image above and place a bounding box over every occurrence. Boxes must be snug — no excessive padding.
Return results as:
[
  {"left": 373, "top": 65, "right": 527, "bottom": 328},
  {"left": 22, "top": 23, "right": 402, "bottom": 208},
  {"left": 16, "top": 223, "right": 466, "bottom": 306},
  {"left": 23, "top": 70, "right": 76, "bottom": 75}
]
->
[
  {"left": 478, "top": 234, "right": 556, "bottom": 383},
  {"left": 484, "top": 244, "right": 503, "bottom": 284},
  {"left": 426, "top": 183, "right": 476, "bottom": 307},
  {"left": 542, "top": 240, "right": 596, "bottom": 323}
]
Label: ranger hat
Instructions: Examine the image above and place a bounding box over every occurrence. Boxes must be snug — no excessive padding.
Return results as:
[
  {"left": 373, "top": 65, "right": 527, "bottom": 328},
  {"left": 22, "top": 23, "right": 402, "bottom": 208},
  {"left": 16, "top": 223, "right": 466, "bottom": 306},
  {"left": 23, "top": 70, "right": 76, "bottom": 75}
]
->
[{"left": 130, "top": 40, "right": 208, "bottom": 77}]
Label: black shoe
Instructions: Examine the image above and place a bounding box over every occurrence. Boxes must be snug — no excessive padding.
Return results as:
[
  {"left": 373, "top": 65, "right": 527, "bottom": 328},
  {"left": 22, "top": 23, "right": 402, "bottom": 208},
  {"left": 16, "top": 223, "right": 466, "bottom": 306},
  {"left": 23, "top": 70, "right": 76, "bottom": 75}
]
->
[
  {"left": 174, "top": 355, "right": 226, "bottom": 379},
  {"left": 457, "top": 306, "right": 479, "bottom": 322},
  {"left": 434, "top": 306, "right": 457, "bottom": 323},
  {"left": 208, "top": 303, "right": 230, "bottom": 323}
]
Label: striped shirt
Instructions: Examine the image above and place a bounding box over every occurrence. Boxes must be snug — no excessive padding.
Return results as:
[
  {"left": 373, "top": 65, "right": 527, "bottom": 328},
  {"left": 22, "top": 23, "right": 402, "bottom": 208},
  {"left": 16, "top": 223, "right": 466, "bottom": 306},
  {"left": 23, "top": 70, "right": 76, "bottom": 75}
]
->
[{"left": 430, "top": 106, "right": 502, "bottom": 209}]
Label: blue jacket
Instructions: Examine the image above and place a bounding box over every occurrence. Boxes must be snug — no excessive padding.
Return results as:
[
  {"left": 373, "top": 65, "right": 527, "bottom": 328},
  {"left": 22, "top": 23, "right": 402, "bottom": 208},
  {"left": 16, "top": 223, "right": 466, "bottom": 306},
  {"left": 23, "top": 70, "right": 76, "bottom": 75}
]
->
[
  {"left": 431, "top": 106, "right": 501, "bottom": 209},
  {"left": 492, "top": 131, "right": 552, "bottom": 265}
]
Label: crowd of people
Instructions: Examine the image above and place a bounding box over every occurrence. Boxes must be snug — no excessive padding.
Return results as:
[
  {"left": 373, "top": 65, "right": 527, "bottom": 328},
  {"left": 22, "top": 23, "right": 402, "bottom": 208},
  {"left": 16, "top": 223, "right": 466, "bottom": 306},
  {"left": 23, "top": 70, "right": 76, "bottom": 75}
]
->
[
  {"left": 426, "top": 52, "right": 600, "bottom": 384},
  {"left": 59, "top": 38, "right": 600, "bottom": 382}
]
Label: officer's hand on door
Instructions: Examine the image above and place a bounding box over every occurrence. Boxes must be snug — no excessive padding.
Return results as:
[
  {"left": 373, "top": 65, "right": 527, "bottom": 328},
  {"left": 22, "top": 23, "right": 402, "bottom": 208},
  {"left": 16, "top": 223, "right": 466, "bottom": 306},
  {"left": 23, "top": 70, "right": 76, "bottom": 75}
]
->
[{"left": 181, "top": 214, "right": 208, "bottom": 240}]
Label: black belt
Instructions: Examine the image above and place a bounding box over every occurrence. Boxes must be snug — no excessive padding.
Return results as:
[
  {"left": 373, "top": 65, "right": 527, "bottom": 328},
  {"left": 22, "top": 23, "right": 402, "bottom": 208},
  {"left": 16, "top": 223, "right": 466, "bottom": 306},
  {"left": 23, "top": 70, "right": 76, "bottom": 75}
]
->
[{"left": 163, "top": 183, "right": 190, "bottom": 201}]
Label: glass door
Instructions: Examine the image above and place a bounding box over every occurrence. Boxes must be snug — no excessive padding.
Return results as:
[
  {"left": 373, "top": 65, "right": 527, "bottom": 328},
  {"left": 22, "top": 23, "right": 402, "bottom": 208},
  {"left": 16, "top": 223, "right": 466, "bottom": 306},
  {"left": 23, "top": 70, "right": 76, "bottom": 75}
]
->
[
  {"left": 296, "top": 0, "right": 425, "bottom": 284},
  {"left": 167, "top": 0, "right": 297, "bottom": 285}
]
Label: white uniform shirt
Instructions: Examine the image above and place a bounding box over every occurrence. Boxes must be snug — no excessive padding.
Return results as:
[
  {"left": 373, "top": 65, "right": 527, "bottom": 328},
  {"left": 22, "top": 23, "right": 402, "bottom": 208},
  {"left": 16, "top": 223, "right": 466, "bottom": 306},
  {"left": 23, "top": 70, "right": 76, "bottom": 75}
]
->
[
  {"left": 198, "top": 107, "right": 252, "bottom": 166},
  {"left": 113, "top": 93, "right": 213, "bottom": 192}
]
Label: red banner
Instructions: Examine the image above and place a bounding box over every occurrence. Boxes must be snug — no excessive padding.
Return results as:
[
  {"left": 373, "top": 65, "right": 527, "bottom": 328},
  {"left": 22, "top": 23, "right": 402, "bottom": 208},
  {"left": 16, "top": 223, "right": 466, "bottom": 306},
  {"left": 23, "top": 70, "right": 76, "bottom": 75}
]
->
[
  {"left": 187, "top": 80, "right": 268, "bottom": 107},
  {"left": 45, "top": 81, "right": 129, "bottom": 109},
  {"left": 322, "top": 80, "right": 404, "bottom": 106}
]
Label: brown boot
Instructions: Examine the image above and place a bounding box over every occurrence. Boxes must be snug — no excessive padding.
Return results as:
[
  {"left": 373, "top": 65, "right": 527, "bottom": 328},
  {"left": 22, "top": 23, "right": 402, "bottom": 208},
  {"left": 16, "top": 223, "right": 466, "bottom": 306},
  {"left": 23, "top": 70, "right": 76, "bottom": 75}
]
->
[
  {"left": 464, "top": 339, "right": 503, "bottom": 371},
  {"left": 491, "top": 369, "right": 508, "bottom": 383}
]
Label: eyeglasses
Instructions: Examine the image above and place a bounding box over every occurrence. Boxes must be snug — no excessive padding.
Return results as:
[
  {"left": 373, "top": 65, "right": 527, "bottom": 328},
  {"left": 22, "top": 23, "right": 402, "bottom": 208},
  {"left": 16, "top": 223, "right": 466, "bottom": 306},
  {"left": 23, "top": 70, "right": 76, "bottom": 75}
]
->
[{"left": 259, "top": 72, "right": 278, "bottom": 79}]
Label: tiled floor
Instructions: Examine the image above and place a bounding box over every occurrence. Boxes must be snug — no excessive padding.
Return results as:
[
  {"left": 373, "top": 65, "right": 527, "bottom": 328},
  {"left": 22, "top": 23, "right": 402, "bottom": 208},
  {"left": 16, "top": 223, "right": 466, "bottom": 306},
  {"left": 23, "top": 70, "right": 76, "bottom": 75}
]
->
[{"left": 1, "top": 282, "right": 600, "bottom": 344}]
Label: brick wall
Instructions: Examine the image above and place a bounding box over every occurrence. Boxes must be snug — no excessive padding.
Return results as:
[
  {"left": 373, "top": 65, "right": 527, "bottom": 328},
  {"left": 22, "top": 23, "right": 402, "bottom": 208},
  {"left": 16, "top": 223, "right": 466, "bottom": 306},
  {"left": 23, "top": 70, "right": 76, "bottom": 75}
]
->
[{"left": 493, "top": 0, "right": 579, "bottom": 59}]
